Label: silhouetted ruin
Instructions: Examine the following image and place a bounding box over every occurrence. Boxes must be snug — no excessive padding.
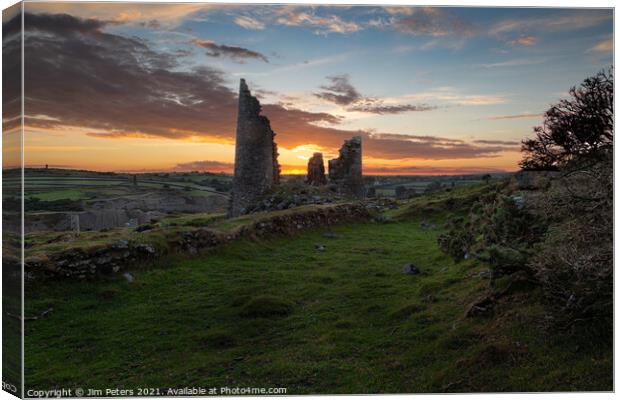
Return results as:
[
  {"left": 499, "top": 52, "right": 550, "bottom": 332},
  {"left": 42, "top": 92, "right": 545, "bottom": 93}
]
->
[
  {"left": 328, "top": 136, "right": 364, "bottom": 198},
  {"left": 306, "top": 152, "right": 327, "bottom": 185},
  {"left": 229, "top": 79, "right": 280, "bottom": 217}
]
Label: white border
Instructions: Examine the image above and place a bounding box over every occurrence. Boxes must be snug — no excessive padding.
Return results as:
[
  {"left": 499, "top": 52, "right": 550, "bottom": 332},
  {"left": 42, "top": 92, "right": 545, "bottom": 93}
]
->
[{"left": 0, "top": 2, "right": 616, "bottom": 400}]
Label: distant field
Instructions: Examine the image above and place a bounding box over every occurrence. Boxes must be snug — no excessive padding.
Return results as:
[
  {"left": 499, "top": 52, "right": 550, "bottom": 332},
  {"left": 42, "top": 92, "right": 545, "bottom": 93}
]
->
[
  {"left": 2, "top": 169, "right": 232, "bottom": 201},
  {"left": 3, "top": 169, "right": 509, "bottom": 203}
]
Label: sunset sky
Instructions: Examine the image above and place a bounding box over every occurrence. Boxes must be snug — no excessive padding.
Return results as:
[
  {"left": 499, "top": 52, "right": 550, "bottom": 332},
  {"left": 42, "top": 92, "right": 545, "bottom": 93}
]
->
[{"left": 5, "top": 3, "right": 613, "bottom": 174}]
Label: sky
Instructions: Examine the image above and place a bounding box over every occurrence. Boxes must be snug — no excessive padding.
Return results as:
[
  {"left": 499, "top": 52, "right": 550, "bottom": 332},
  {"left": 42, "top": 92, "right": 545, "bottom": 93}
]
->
[{"left": 3, "top": 3, "right": 614, "bottom": 174}]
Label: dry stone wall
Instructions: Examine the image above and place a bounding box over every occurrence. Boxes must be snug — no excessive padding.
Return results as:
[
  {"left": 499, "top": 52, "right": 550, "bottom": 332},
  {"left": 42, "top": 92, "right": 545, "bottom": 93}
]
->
[{"left": 26, "top": 203, "right": 370, "bottom": 281}]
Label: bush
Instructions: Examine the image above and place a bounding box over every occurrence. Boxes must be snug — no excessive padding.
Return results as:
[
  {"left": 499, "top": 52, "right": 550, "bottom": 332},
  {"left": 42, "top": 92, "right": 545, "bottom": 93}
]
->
[
  {"left": 437, "top": 193, "right": 545, "bottom": 273},
  {"left": 529, "top": 151, "right": 612, "bottom": 334},
  {"left": 437, "top": 217, "right": 473, "bottom": 261}
]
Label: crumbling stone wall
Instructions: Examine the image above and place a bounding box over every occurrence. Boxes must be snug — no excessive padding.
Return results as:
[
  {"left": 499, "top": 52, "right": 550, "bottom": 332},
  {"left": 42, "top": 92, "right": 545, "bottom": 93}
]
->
[
  {"left": 26, "top": 203, "right": 370, "bottom": 281},
  {"left": 328, "top": 136, "right": 364, "bottom": 198},
  {"left": 230, "top": 79, "right": 280, "bottom": 217},
  {"left": 306, "top": 152, "right": 326, "bottom": 185}
]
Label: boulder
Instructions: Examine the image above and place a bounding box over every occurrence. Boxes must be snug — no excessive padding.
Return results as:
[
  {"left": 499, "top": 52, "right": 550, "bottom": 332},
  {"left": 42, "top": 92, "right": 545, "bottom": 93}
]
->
[{"left": 402, "top": 263, "right": 421, "bottom": 275}]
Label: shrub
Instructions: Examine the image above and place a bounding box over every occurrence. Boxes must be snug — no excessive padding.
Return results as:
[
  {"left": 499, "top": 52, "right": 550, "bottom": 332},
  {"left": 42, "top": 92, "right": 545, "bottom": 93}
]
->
[
  {"left": 529, "top": 151, "right": 612, "bottom": 334},
  {"left": 437, "top": 218, "right": 473, "bottom": 261}
]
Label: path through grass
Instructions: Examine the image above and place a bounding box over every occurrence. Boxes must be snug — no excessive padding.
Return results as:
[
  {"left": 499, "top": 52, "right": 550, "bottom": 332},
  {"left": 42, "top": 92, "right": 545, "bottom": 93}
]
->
[{"left": 25, "top": 219, "right": 612, "bottom": 393}]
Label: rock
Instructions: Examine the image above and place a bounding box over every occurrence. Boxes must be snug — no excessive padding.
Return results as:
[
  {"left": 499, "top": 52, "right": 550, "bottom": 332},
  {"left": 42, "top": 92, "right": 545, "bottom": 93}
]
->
[
  {"left": 115, "top": 239, "right": 129, "bottom": 249},
  {"left": 465, "top": 295, "right": 495, "bottom": 317},
  {"left": 511, "top": 195, "right": 525, "bottom": 209},
  {"left": 374, "top": 215, "right": 394, "bottom": 224},
  {"left": 315, "top": 244, "right": 327, "bottom": 252},
  {"left": 123, "top": 272, "right": 135, "bottom": 283},
  {"left": 402, "top": 263, "right": 420, "bottom": 275}
]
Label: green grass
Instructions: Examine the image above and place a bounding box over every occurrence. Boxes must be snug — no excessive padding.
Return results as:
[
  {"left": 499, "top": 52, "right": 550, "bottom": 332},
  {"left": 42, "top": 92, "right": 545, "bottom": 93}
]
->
[
  {"left": 27, "top": 189, "right": 88, "bottom": 201},
  {"left": 24, "top": 216, "right": 611, "bottom": 393}
]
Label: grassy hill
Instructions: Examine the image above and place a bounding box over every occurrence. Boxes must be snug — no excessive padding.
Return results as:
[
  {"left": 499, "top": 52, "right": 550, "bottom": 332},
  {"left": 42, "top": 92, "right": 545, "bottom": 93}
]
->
[{"left": 23, "top": 183, "right": 612, "bottom": 393}]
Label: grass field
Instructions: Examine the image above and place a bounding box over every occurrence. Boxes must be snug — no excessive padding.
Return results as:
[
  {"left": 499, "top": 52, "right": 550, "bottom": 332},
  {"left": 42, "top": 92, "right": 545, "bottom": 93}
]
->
[
  {"left": 24, "top": 201, "right": 612, "bottom": 393},
  {"left": 2, "top": 169, "right": 232, "bottom": 202}
]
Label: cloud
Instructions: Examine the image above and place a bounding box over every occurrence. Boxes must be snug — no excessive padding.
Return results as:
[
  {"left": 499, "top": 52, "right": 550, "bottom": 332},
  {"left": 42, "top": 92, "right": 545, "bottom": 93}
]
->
[
  {"left": 274, "top": 8, "right": 360, "bottom": 34},
  {"left": 588, "top": 38, "right": 613, "bottom": 53},
  {"left": 24, "top": 2, "right": 215, "bottom": 28},
  {"left": 486, "top": 113, "right": 542, "bottom": 120},
  {"left": 473, "top": 139, "right": 521, "bottom": 146},
  {"left": 478, "top": 58, "right": 545, "bottom": 68},
  {"left": 402, "top": 89, "right": 507, "bottom": 106},
  {"left": 509, "top": 35, "right": 537, "bottom": 46},
  {"left": 362, "top": 133, "right": 517, "bottom": 160},
  {"left": 191, "top": 39, "right": 269, "bottom": 63},
  {"left": 234, "top": 15, "right": 265, "bottom": 30},
  {"left": 315, "top": 75, "right": 437, "bottom": 114},
  {"left": 490, "top": 10, "right": 612, "bottom": 35},
  {"left": 17, "top": 12, "right": 514, "bottom": 164},
  {"left": 363, "top": 164, "right": 508, "bottom": 175},
  {"left": 388, "top": 7, "right": 477, "bottom": 37},
  {"left": 314, "top": 74, "right": 362, "bottom": 105},
  {"left": 347, "top": 103, "right": 437, "bottom": 114}
]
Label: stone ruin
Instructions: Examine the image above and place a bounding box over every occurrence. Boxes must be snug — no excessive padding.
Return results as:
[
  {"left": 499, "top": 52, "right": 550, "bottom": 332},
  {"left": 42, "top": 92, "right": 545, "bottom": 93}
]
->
[
  {"left": 229, "top": 79, "right": 281, "bottom": 217},
  {"left": 306, "top": 152, "right": 327, "bottom": 185},
  {"left": 328, "top": 136, "right": 364, "bottom": 198}
]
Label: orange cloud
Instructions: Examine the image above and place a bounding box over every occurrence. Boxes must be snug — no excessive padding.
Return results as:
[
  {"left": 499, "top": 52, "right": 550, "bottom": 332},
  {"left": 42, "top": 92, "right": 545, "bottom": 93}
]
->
[
  {"left": 510, "top": 35, "right": 537, "bottom": 46},
  {"left": 588, "top": 38, "right": 612, "bottom": 53}
]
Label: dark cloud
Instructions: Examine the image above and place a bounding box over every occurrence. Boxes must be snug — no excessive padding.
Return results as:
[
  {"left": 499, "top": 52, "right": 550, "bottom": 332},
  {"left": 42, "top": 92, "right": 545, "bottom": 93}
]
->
[
  {"left": 390, "top": 7, "right": 477, "bottom": 37},
  {"left": 22, "top": 12, "right": 235, "bottom": 141},
  {"left": 140, "top": 19, "right": 162, "bottom": 30},
  {"left": 348, "top": 102, "right": 437, "bottom": 114},
  {"left": 371, "top": 133, "right": 464, "bottom": 145},
  {"left": 2, "top": 13, "right": 21, "bottom": 132},
  {"left": 314, "top": 74, "right": 362, "bottom": 105},
  {"left": 24, "top": 12, "right": 116, "bottom": 34},
  {"left": 315, "top": 75, "right": 436, "bottom": 115},
  {"left": 363, "top": 133, "right": 511, "bottom": 160},
  {"left": 191, "top": 38, "right": 269, "bottom": 63},
  {"left": 17, "top": 12, "right": 517, "bottom": 163}
]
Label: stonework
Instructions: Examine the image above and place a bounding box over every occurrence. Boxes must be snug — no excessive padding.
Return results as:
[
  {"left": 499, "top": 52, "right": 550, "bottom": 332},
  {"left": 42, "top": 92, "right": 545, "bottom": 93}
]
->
[
  {"left": 230, "top": 79, "right": 280, "bottom": 217},
  {"left": 328, "top": 136, "right": 364, "bottom": 198},
  {"left": 306, "top": 152, "right": 327, "bottom": 185}
]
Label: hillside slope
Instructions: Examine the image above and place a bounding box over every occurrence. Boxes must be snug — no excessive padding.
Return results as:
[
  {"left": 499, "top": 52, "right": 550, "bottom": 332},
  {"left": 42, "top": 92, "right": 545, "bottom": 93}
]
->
[{"left": 24, "top": 184, "right": 612, "bottom": 393}]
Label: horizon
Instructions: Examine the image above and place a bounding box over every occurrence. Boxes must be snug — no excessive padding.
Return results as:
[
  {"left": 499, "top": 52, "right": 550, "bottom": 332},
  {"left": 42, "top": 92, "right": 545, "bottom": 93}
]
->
[
  {"left": 13, "top": 165, "right": 514, "bottom": 177},
  {"left": 4, "top": 4, "right": 613, "bottom": 175}
]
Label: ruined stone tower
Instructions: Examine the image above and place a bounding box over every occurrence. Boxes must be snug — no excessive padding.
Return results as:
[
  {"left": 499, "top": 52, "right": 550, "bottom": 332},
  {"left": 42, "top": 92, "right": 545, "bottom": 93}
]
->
[
  {"left": 229, "top": 79, "right": 280, "bottom": 217},
  {"left": 306, "top": 152, "right": 326, "bottom": 185},
  {"left": 328, "top": 136, "right": 364, "bottom": 198}
]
